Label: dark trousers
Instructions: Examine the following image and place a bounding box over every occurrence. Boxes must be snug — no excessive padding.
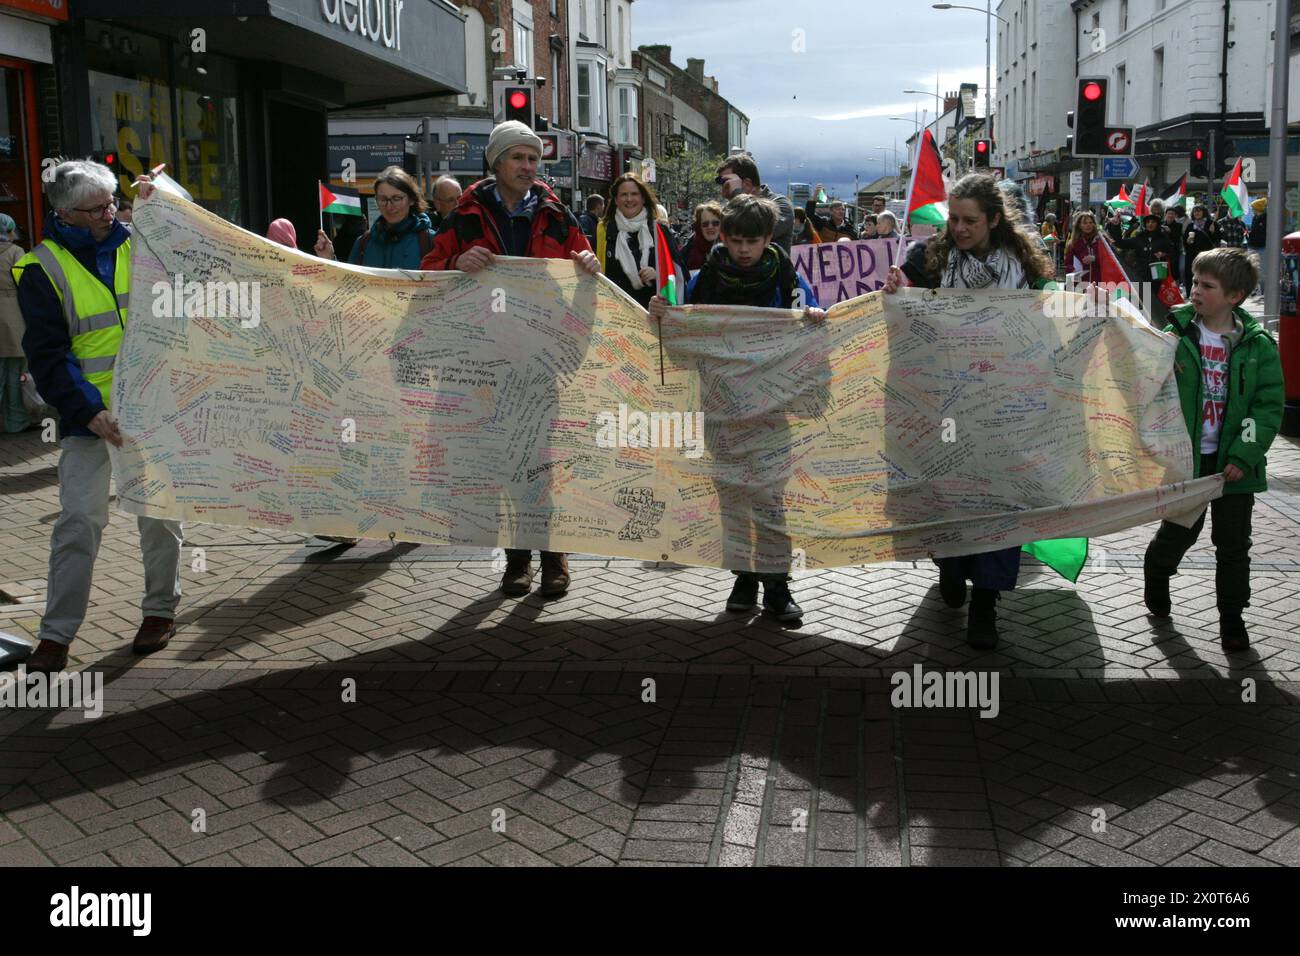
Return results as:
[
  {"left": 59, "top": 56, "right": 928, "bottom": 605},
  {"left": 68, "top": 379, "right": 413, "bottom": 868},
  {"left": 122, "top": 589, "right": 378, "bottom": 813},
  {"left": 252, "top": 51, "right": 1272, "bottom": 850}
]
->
[
  {"left": 1145, "top": 453, "right": 1254, "bottom": 610},
  {"left": 936, "top": 546, "right": 1022, "bottom": 592}
]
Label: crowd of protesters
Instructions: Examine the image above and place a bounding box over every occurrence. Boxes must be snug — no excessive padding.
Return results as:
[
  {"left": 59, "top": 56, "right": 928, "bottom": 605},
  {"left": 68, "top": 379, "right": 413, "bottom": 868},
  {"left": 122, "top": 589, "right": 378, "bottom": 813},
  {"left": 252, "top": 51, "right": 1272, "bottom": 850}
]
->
[{"left": 7, "top": 131, "right": 1282, "bottom": 676}]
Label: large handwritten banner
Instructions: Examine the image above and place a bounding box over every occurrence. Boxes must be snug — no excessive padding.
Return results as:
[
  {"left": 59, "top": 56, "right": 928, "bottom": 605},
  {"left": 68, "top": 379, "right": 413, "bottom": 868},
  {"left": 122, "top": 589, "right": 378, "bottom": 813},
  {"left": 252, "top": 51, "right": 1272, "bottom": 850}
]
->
[
  {"left": 111, "top": 192, "right": 1220, "bottom": 571},
  {"left": 791, "top": 238, "right": 911, "bottom": 306}
]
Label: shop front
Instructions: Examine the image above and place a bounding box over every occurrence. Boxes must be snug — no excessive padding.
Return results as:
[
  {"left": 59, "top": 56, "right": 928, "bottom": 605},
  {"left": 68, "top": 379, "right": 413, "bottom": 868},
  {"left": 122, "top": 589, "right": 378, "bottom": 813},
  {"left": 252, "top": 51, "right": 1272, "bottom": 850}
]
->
[
  {"left": 52, "top": 0, "right": 466, "bottom": 248},
  {"left": 0, "top": 0, "right": 62, "bottom": 245},
  {"left": 578, "top": 139, "right": 613, "bottom": 207}
]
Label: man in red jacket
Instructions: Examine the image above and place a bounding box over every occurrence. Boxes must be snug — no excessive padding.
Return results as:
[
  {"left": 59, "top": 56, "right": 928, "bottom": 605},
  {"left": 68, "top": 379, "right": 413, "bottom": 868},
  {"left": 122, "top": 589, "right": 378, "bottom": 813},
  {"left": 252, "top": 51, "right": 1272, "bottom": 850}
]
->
[{"left": 422, "top": 120, "right": 600, "bottom": 599}]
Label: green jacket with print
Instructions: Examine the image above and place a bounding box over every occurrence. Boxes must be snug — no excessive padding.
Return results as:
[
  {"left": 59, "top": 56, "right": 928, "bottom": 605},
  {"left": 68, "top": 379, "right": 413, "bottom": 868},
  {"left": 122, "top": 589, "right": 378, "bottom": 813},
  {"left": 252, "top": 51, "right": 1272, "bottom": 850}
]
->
[{"left": 1163, "top": 303, "right": 1284, "bottom": 495}]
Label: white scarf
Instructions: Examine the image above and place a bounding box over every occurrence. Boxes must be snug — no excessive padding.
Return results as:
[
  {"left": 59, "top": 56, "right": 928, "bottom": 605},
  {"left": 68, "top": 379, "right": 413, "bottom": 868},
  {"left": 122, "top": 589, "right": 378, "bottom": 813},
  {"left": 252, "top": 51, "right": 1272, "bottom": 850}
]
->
[
  {"left": 613, "top": 209, "right": 654, "bottom": 290},
  {"left": 942, "top": 245, "right": 1027, "bottom": 290}
]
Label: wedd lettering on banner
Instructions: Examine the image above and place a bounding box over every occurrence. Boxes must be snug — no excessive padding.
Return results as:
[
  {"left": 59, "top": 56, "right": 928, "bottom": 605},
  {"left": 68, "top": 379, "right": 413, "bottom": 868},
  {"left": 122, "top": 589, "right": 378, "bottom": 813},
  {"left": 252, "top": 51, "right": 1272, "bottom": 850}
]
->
[
  {"left": 320, "top": 0, "right": 404, "bottom": 50},
  {"left": 790, "top": 238, "right": 911, "bottom": 306}
]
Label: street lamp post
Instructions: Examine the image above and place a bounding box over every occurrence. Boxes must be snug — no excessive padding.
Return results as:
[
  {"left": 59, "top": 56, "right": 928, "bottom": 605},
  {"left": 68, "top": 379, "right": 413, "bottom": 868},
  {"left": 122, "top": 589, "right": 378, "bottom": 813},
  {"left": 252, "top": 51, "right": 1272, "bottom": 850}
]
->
[{"left": 932, "top": 2, "right": 1009, "bottom": 147}]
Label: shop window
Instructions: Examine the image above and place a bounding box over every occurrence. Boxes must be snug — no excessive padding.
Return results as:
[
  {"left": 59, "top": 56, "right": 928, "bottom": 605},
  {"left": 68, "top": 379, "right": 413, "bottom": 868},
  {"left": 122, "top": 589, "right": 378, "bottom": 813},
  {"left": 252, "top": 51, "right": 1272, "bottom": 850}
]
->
[
  {"left": 84, "top": 21, "right": 241, "bottom": 223},
  {"left": 0, "top": 66, "right": 37, "bottom": 242}
]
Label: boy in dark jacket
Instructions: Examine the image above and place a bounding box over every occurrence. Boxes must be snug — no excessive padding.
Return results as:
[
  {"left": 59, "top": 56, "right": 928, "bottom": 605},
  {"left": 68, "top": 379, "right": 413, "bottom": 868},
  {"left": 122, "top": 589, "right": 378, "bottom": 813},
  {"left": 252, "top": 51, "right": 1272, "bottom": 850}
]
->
[
  {"left": 649, "top": 195, "right": 824, "bottom": 623},
  {"left": 1144, "top": 248, "right": 1284, "bottom": 651}
]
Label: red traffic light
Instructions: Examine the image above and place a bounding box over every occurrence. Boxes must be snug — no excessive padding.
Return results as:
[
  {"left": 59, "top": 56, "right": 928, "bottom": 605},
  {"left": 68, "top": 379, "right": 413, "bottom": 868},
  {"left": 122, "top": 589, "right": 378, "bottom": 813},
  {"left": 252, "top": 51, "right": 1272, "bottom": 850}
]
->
[
  {"left": 509, "top": 91, "right": 528, "bottom": 110},
  {"left": 975, "top": 141, "right": 988, "bottom": 153},
  {"left": 1082, "top": 81, "right": 1103, "bottom": 101},
  {"left": 1193, "top": 148, "right": 1205, "bottom": 160},
  {"left": 103, "top": 153, "right": 115, "bottom": 165}
]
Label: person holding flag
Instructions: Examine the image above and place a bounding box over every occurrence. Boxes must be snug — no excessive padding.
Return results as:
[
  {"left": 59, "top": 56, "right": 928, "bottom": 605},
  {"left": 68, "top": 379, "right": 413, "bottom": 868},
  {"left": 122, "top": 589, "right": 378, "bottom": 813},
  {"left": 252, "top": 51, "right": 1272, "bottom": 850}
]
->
[
  {"left": 883, "top": 173, "right": 1067, "bottom": 650},
  {"left": 596, "top": 172, "right": 684, "bottom": 309},
  {"left": 315, "top": 166, "right": 435, "bottom": 270}
]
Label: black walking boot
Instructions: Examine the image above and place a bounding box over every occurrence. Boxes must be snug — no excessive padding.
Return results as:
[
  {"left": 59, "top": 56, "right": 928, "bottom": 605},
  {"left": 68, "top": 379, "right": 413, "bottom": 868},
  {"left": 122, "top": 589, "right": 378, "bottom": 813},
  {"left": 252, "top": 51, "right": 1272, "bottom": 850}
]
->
[
  {"left": 762, "top": 578, "right": 803, "bottom": 624},
  {"left": 1143, "top": 560, "right": 1172, "bottom": 618},
  {"left": 966, "top": 588, "right": 1000, "bottom": 650},
  {"left": 1219, "top": 607, "right": 1250, "bottom": 653},
  {"left": 725, "top": 573, "right": 759, "bottom": 613},
  {"left": 939, "top": 561, "right": 967, "bottom": 608}
]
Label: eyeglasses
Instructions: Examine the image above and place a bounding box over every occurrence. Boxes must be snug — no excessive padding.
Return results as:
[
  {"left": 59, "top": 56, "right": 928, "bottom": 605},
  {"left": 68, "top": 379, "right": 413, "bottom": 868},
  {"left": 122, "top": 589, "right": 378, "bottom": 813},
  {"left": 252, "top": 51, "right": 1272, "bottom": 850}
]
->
[
  {"left": 375, "top": 194, "right": 409, "bottom": 206},
  {"left": 700, "top": 220, "right": 721, "bottom": 228},
  {"left": 71, "top": 199, "right": 118, "bottom": 218}
]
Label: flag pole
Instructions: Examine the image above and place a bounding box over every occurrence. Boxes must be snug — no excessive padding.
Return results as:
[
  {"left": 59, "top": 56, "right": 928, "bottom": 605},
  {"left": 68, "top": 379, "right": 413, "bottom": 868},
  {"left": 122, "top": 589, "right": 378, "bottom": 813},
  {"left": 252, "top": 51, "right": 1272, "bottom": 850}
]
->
[
  {"left": 318, "top": 180, "right": 324, "bottom": 236},
  {"left": 898, "top": 118, "right": 927, "bottom": 264}
]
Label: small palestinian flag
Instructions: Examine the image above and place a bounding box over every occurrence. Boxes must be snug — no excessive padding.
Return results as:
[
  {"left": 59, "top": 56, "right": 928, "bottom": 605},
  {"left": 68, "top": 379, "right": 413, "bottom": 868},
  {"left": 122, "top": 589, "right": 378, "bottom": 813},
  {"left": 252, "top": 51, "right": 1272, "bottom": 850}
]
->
[
  {"left": 655, "top": 222, "right": 684, "bottom": 305},
  {"left": 1220, "top": 158, "right": 1249, "bottom": 218},
  {"left": 905, "top": 129, "right": 948, "bottom": 228},
  {"left": 1132, "top": 179, "right": 1150, "bottom": 217},
  {"left": 1105, "top": 184, "right": 1133, "bottom": 211},
  {"left": 319, "top": 182, "right": 363, "bottom": 217},
  {"left": 1163, "top": 173, "right": 1187, "bottom": 209}
]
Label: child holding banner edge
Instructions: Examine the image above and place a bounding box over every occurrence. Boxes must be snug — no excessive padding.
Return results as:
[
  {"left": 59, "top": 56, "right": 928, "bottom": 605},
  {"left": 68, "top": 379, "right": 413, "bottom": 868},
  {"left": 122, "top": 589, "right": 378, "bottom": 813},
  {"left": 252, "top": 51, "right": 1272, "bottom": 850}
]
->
[
  {"left": 882, "top": 173, "right": 1061, "bottom": 650},
  {"left": 1143, "top": 248, "right": 1283, "bottom": 652},
  {"left": 649, "top": 195, "right": 825, "bottom": 623}
]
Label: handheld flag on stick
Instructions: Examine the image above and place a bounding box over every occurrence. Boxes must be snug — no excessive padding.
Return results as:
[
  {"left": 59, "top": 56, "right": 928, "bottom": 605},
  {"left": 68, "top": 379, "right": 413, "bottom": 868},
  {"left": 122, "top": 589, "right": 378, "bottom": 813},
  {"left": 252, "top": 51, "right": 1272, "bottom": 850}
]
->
[
  {"left": 1163, "top": 173, "right": 1187, "bottom": 209},
  {"left": 1105, "top": 184, "right": 1133, "bottom": 212},
  {"left": 1220, "top": 158, "right": 1248, "bottom": 218},
  {"left": 1133, "top": 179, "right": 1150, "bottom": 217},
  {"left": 900, "top": 129, "right": 948, "bottom": 261},
  {"left": 147, "top": 163, "right": 193, "bottom": 202},
  {"left": 320, "top": 182, "right": 363, "bottom": 218},
  {"left": 654, "top": 222, "right": 684, "bottom": 386}
]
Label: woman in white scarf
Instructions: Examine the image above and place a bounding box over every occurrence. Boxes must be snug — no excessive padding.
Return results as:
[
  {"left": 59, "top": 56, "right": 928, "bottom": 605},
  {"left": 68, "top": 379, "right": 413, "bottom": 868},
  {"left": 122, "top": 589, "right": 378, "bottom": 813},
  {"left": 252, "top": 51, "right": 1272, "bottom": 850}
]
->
[
  {"left": 881, "top": 174, "right": 1056, "bottom": 651},
  {"left": 597, "top": 173, "right": 680, "bottom": 308}
]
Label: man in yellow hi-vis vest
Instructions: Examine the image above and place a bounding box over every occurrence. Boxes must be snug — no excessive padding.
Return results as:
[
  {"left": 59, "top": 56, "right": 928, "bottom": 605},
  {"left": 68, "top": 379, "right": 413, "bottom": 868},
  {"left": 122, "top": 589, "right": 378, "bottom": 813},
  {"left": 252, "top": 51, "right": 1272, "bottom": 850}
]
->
[{"left": 12, "top": 159, "right": 182, "bottom": 675}]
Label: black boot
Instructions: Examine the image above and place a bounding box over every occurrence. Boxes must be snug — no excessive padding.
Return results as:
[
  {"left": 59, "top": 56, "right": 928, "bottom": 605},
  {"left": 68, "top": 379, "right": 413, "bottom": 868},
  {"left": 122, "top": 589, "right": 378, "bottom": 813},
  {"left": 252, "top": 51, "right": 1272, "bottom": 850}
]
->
[
  {"left": 967, "top": 588, "right": 1000, "bottom": 650},
  {"left": 761, "top": 578, "right": 803, "bottom": 624},
  {"left": 938, "top": 561, "right": 967, "bottom": 608},
  {"left": 1143, "top": 560, "right": 1172, "bottom": 618},
  {"left": 726, "top": 573, "right": 759, "bottom": 613},
  {"left": 1219, "top": 607, "right": 1250, "bottom": 652}
]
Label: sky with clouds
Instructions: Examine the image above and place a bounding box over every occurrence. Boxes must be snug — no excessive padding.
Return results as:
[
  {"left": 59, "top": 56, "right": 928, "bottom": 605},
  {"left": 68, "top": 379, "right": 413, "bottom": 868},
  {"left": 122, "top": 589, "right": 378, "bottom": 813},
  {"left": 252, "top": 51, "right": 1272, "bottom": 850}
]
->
[{"left": 631, "top": 0, "right": 994, "bottom": 202}]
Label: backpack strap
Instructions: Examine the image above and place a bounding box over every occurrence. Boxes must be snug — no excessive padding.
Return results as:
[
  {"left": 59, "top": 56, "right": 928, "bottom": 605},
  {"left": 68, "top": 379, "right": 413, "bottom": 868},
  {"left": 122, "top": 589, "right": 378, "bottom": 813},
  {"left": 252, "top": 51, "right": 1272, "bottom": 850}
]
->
[
  {"left": 356, "top": 230, "right": 371, "bottom": 261},
  {"left": 418, "top": 228, "right": 434, "bottom": 260}
]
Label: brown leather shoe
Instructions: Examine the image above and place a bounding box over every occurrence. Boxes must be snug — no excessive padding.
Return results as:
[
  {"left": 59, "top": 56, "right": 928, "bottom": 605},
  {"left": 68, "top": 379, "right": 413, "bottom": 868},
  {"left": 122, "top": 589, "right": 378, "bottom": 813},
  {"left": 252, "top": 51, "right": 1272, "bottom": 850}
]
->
[
  {"left": 132, "top": 616, "right": 176, "bottom": 654},
  {"left": 501, "top": 553, "right": 534, "bottom": 596},
  {"left": 25, "top": 639, "right": 69, "bottom": 675},
  {"left": 539, "top": 552, "right": 571, "bottom": 597}
]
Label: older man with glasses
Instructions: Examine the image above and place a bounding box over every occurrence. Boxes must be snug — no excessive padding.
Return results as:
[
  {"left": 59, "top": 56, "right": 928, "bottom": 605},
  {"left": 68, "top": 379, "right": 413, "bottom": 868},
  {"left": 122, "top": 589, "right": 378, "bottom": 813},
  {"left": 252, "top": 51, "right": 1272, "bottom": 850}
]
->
[{"left": 11, "top": 158, "right": 183, "bottom": 674}]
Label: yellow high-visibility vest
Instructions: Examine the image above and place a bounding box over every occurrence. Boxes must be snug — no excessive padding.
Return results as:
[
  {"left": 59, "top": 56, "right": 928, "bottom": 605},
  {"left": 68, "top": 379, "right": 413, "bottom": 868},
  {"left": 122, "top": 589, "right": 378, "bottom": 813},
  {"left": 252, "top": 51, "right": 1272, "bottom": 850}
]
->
[{"left": 11, "top": 237, "right": 130, "bottom": 409}]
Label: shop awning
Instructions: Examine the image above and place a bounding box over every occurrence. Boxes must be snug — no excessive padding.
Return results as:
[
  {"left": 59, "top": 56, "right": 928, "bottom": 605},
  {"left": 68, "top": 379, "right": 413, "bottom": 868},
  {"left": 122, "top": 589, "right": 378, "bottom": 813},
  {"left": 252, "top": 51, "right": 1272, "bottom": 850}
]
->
[{"left": 77, "top": 0, "right": 467, "bottom": 106}]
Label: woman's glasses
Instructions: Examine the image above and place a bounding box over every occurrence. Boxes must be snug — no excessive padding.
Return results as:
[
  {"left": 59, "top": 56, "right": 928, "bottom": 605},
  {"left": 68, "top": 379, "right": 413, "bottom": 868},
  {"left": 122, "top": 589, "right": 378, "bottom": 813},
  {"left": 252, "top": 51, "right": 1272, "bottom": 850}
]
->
[{"left": 375, "top": 194, "right": 409, "bottom": 206}]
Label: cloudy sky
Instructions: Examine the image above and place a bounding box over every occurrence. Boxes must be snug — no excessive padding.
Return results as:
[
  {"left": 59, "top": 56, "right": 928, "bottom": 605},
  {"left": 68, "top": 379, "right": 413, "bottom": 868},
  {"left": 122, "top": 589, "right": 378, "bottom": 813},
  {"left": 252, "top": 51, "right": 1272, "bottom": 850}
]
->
[{"left": 631, "top": 0, "right": 993, "bottom": 201}]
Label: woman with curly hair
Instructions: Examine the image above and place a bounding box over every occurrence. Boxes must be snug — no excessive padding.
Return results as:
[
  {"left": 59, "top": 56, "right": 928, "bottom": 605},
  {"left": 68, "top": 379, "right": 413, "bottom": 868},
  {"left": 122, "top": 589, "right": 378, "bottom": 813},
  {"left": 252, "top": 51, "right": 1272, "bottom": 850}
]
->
[{"left": 883, "top": 173, "right": 1056, "bottom": 649}]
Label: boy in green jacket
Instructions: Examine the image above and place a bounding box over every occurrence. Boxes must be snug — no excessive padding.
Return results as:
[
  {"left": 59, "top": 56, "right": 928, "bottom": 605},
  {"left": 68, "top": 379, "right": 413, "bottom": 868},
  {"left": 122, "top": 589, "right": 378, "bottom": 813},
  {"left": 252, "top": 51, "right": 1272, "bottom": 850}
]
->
[{"left": 1144, "top": 247, "right": 1285, "bottom": 651}]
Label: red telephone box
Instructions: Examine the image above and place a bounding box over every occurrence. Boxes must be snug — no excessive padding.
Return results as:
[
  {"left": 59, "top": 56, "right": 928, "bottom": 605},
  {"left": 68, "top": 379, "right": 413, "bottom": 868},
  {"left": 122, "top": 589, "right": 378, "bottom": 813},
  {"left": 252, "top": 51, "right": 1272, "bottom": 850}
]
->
[{"left": 1280, "top": 232, "right": 1300, "bottom": 436}]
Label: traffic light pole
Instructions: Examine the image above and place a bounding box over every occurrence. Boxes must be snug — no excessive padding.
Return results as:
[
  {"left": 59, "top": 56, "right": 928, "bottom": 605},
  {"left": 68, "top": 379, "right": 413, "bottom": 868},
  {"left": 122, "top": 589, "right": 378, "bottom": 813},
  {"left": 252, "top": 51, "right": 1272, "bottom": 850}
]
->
[
  {"left": 1265, "top": 0, "right": 1289, "bottom": 333},
  {"left": 1081, "top": 158, "right": 1091, "bottom": 217}
]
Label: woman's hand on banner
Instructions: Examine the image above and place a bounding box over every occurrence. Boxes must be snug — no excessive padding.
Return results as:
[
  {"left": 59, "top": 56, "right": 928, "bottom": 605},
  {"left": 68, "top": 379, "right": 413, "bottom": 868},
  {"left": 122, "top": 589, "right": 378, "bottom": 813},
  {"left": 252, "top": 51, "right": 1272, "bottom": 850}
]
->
[
  {"left": 647, "top": 294, "right": 668, "bottom": 319},
  {"left": 804, "top": 307, "right": 827, "bottom": 323},
  {"left": 572, "top": 250, "right": 600, "bottom": 275},
  {"left": 133, "top": 175, "right": 154, "bottom": 202},
  {"left": 314, "top": 230, "right": 336, "bottom": 260},
  {"left": 882, "top": 265, "right": 908, "bottom": 294}
]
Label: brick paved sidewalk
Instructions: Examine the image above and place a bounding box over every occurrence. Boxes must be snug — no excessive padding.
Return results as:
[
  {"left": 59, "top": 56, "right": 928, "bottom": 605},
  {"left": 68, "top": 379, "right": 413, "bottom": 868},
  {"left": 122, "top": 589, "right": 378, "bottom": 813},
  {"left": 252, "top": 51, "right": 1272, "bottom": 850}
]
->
[{"left": 2, "top": 428, "right": 1299, "bottom": 866}]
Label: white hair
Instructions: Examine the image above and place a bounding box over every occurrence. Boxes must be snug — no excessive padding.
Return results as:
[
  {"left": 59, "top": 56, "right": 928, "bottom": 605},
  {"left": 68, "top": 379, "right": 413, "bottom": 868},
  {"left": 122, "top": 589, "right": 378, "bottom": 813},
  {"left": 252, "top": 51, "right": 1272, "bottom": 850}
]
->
[
  {"left": 876, "top": 211, "right": 898, "bottom": 229},
  {"left": 47, "top": 158, "right": 117, "bottom": 212}
]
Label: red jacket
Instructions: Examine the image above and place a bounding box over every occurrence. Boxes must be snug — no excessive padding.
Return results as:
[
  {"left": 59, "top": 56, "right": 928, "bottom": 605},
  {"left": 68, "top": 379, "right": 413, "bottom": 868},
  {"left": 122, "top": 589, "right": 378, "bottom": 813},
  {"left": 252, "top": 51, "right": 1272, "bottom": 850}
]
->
[{"left": 420, "top": 178, "right": 591, "bottom": 270}]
